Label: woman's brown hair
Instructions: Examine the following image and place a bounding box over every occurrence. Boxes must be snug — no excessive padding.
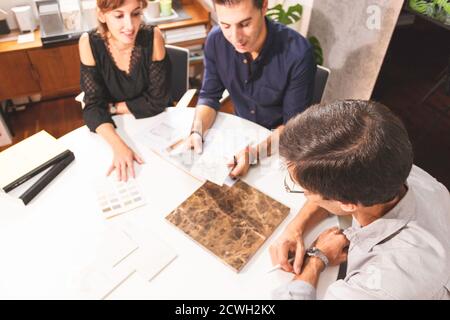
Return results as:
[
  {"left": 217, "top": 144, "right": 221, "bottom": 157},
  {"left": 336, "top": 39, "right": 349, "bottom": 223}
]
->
[{"left": 96, "top": 0, "right": 148, "bottom": 34}]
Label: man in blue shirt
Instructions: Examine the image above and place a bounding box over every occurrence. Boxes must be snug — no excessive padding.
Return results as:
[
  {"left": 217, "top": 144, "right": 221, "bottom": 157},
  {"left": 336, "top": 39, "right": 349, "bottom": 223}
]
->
[{"left": 184, "top": 0, "right": 316, "bottom": 178}]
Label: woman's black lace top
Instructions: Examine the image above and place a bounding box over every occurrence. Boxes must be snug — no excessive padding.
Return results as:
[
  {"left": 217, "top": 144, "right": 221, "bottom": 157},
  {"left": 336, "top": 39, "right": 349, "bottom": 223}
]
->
[{"left": 80, "top": 25, "right": 171, "bottom": 132}]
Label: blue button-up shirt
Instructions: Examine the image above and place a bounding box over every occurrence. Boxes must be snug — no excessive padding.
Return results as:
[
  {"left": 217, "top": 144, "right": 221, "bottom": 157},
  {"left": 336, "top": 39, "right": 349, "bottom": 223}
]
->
[{"left": 198, "top": 18, "right": 316, "bottom": 130}]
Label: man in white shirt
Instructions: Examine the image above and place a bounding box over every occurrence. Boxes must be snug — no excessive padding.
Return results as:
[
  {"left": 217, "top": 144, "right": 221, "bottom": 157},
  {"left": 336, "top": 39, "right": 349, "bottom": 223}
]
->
[{"left": 271, "top": 100, "right": 450, "bottom": 300}]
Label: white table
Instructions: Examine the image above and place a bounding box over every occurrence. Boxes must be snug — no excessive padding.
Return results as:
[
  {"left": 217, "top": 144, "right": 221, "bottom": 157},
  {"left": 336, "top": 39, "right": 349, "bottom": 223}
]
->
[{"left": 0, "top": 107, "right": 339, "bottom": 299}]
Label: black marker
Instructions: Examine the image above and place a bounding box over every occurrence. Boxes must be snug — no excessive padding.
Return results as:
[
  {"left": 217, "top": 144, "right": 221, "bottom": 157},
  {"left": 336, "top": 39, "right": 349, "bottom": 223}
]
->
[{"left": 19, "top": 151, "right": 75, "bottom": 205}]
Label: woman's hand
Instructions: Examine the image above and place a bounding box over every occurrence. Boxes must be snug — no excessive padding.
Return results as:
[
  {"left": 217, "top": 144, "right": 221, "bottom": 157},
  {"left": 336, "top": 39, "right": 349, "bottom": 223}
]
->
[{"left": 107, "top": 142, "right": 144, "bottom": 182}]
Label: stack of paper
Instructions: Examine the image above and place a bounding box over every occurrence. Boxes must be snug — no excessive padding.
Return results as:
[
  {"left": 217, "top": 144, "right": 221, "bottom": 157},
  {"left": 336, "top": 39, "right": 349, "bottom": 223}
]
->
[
  {"left": 79, "top": 226, "right": 177, "bottom": 299},
  {"left": 162, "top": 25, "right": 207, "bottom": 44},
  {"left": 137, "top": 111, "right": 254, "bottom": 186}
]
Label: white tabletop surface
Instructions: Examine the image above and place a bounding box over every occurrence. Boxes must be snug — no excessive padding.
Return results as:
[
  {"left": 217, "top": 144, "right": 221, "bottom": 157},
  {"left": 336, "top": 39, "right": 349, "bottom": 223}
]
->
[{"left": 0, "top": 107, "right": 339, "bottom": 299}]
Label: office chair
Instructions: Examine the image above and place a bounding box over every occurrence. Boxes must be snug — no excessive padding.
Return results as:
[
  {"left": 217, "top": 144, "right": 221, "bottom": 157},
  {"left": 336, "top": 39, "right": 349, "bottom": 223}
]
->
[
  {"left": 208, "top": 65, "right": 330, "bottom": 114},
  {"left": 165, "top": 44, "right": 190, "bottom": 105},
  {"left": 311, "top": 65, "right": 331, "bottom": 105}
]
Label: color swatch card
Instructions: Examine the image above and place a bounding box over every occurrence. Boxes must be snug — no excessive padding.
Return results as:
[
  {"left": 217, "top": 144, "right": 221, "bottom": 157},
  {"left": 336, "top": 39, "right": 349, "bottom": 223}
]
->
[{"left": 95, "top": 176, "right": 146, "bottom": 219}]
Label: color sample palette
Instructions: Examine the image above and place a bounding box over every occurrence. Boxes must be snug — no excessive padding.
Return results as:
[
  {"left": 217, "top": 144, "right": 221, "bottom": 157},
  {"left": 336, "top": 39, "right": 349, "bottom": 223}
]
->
[{"left": 95, "top": 177, "right": 146, "bottom": 219}]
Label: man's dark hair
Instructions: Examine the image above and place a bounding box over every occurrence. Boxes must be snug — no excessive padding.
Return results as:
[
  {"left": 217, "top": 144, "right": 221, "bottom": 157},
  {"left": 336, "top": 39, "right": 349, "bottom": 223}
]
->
[
  {"left": 212, "top": 0, "right": 264, "bottom": 10},
  {"left": 279, "top": 100, "right": 413, "bottom": 206}
]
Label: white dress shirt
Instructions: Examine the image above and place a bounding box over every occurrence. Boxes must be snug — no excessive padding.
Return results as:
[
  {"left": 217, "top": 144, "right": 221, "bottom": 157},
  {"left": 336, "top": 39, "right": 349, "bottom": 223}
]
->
[{"left": 273, "top": 165, "right": 450, "bottom": 300}]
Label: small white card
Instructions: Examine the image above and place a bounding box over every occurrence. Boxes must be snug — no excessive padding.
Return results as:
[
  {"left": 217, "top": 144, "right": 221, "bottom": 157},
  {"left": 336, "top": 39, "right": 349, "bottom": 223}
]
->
[
  {"left": 17, "top": 32, "right": 35, "bottom": 44},
  {"left": 78, "top": 227, "right": 139, "bottom": 299},
  {"left": 119, "top": 235, "right": 177, "bottom": 282},
  {"left": 79, "top": 225, "right": 177, "bottom": 299}
]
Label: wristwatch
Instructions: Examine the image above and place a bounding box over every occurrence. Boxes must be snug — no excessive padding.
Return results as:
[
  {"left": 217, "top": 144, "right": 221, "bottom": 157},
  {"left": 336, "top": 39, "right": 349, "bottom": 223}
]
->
[
  {"left": 305, "top": 247, "right": 329, "bottom": 267},
  {"left": 109, "top": 102, "right": 117, "bottom": 115}
]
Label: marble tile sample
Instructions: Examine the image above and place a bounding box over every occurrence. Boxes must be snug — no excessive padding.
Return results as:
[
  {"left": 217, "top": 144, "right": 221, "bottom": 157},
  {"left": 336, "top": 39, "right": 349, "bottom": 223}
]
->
[{"left": 166, "top": 180, "right": 290, "bottom": 272}]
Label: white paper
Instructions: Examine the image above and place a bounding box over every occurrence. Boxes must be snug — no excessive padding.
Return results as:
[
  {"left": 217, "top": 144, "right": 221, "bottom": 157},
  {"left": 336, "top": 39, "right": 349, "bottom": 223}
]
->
[
  {"left": 223, "top": 175, "right": 238, "bottom": 187},
  {"left": 17, "top": 32, "right": 35, "bottom": 44},
  {"left": 77, "top": 225, "right": 177, "bottom": 299},
  {"left": 78, "top": 227, "right": 139, "bottom": 299},
  {"left": 117, "top": 231, "right": 177, "bottom": 282},
  {"left": 98, "top": 228, "right": 139, "bottom": 267},
  {"left": 136, "top": 109, "right": 255, "bottom": 186}
]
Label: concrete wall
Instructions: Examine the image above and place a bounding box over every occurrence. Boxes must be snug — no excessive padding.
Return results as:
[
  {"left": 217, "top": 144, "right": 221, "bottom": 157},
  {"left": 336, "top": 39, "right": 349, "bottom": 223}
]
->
[{"left": 307, "top": 0, "right": 403, "bottom": 102}]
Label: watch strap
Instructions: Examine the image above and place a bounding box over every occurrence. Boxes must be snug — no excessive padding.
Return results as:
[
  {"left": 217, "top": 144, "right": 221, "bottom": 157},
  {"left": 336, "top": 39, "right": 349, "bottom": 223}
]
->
[{"left": 306, "top": 247, "right": 329, "bottom": 267}]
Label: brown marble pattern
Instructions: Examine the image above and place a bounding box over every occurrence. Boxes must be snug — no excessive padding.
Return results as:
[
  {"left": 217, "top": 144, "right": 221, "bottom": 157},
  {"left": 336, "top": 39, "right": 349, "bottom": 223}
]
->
[{"left": 166, "top": 180, "right": 290, "bottom": 272}]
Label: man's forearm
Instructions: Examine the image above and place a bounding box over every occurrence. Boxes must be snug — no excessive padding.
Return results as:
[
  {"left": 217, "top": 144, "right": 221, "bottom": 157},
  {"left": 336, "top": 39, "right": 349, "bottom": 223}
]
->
[
  {"left": 289, "top": 200, "right": 331, "bottom": 236},
  {"left": 191, "top": 104, "right": 217, "bottom": 135}
]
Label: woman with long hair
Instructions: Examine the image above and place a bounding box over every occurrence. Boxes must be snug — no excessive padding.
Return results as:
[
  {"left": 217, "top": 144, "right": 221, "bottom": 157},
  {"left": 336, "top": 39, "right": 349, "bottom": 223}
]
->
[{"left": 79, "top": 0, "right": 170, "bottom": 181}]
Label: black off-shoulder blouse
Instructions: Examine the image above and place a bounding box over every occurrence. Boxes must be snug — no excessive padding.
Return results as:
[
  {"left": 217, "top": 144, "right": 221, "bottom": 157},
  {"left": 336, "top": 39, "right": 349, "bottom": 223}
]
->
[{"left": 80, "top": 25, "right": 171, "bottom": 132}]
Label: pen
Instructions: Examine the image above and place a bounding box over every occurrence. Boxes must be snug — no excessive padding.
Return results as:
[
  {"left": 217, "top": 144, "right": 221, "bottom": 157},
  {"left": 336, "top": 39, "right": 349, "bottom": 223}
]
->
[
  {"left": 267, "top": 257, "right": 295, "bottom": 273},
  {"left": 229, "top": 156, "right": 238, "bottom": 180}
]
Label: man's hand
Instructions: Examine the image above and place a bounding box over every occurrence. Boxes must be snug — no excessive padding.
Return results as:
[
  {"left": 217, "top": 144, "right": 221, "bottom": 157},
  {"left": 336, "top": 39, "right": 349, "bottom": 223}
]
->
[
  {"left": 227, "top": 146, "right": 257, "bottom": 179},
  {"left": 269, "top": 226, "right": 306, "bottom": 274},
  {"left": 291, "top": 227, "right": 349, "bottom": 287},
  {"left": 313, "top": 227, "right": 349, "bottom": 266},
  {"left": 173, "top": 132, "right": 203, "bottom": 155}
]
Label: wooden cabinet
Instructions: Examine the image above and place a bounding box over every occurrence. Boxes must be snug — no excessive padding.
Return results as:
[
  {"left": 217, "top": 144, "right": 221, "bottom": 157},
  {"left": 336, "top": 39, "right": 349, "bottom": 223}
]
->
[
  {"left": 0, "top": 1, "right": 210, "bottom": 101},
  {"left": 28, "top": 44, "right": 80, "bottom": 98},
  {"left": 0, "top": 51, "right": 41, "bottom": 101},
  {"left": 0, "top": 43, "right": 80, "bottom": 100}
]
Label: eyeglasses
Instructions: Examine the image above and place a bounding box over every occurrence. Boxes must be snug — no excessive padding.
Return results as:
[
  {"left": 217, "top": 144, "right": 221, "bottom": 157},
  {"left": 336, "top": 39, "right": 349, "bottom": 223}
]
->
[{"left": 284, "top": 171, "right": 304, "bottom": 194}]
